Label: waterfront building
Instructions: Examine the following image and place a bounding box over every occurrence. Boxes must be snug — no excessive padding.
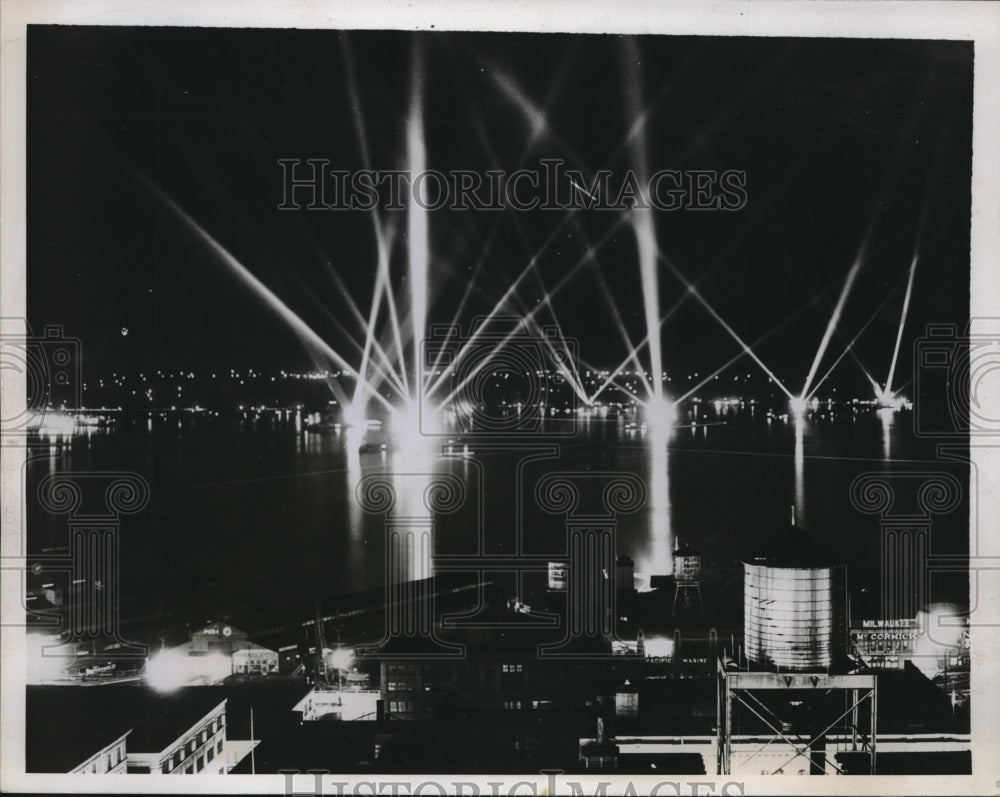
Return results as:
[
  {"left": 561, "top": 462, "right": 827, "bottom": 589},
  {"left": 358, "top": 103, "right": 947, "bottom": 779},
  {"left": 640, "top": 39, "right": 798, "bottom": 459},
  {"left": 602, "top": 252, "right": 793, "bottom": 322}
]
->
[
  {"left": 232, "top": 643, "right": 279, "bottom": 676},
  {"left": 189, "top": 622, "right": 251, "bottom": 656}
]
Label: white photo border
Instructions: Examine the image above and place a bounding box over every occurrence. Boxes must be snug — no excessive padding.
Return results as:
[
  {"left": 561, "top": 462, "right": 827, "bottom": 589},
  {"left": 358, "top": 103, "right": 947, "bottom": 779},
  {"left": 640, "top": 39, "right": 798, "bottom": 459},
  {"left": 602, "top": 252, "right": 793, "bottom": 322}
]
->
[{"left": 2, "top": 1, "right": 998, "bottom": 794}]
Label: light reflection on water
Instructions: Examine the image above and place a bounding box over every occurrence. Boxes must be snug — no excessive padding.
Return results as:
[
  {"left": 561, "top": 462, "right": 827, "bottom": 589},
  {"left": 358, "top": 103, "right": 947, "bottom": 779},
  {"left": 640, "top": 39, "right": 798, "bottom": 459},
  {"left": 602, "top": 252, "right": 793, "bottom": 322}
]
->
[
  {"left": 640, "top": 421, "right": 672, "bottom": 583},
  {"left": 878, "top": 407, "right": 894, "bottom": 461},
  {"left": 24, "top": 407, "right": 967, "bottom": 623},
  {"left": 345, "top": 426, "right": 365, "bottom": 578},
  {"left": 386, "top": 430, "right": 441, "bottom": 583},
  {"left": 794, "top": 415, "right": 805, "bottom": 526}
]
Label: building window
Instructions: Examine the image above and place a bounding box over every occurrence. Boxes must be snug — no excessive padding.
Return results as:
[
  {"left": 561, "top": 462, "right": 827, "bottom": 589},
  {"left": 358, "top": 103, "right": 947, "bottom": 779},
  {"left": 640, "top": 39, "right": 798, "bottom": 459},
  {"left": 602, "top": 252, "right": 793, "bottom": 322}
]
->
[
  {"left": 217, "top": 740, "right": 223, "bottom": 754},
  {"left": 207, "top": 747, "right": 214, "bottom": 763},
  {"left": 388, "top": 700, "right": 412, "bottom": 714},
  {"left": 161, "top": 762, "right": 169, "bottom": 774},
  {"left": 197, "top": 756, "right": 204, "bottom": 772},
  {"left": 501, "top": 664, "right": 523, "bottom": 673},
  {"left": 173, "top": 751, "right": 181, "bottom": 768},
  {"left": 504, "top": 700, "right": 522, "bottom": 710}
]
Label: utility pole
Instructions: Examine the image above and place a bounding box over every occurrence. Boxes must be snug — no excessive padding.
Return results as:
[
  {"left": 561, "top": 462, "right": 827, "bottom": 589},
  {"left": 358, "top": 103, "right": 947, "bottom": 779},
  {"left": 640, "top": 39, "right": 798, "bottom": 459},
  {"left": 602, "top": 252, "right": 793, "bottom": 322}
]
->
[{"left": 250, "top": 706, "right": 256, "bottom": 775}]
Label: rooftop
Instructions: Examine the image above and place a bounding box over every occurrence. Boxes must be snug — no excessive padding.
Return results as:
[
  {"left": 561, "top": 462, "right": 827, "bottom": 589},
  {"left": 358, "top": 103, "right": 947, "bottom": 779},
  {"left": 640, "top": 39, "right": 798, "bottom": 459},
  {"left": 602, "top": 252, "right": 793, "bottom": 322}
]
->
[
  {"left": 26, "top": 685, "right": 228, "bottom": 769},
  {"left": 233, "top": 642, "right": 277, "bottom": 656},
  {"left": 191, "top": 621, "right": 247, "bottom": 638},
  {"left": 26, "top": 688, "right": 130, "bottom": 773}
]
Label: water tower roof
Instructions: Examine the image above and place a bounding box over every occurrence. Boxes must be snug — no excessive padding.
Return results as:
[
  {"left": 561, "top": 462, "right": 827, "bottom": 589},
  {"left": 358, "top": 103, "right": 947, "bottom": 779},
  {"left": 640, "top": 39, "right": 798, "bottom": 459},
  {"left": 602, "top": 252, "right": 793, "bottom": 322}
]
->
[{"left": 744, "top": 524, "right": 840, "bottom": 568}]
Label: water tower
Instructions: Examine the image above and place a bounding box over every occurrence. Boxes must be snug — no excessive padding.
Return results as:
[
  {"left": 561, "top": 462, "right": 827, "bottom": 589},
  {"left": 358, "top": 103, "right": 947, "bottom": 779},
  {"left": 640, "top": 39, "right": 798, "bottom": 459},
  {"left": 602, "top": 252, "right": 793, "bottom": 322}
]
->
[
  {"left": 717, "top": 515, "right": 878, "bottom": 776},
  {"left": 742, "top": 523, "right": 846, "bottom": 670},
  {"left": 672, "top": 542, "right": 703, "bottom": 616}
]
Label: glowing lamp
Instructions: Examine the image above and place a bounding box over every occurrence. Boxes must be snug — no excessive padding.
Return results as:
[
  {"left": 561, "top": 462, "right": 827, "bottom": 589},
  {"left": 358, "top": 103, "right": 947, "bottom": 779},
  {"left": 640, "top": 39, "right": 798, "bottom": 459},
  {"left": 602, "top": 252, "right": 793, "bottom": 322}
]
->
[{"left": 329, "top": 647, "right": 354, "bottom": 672}]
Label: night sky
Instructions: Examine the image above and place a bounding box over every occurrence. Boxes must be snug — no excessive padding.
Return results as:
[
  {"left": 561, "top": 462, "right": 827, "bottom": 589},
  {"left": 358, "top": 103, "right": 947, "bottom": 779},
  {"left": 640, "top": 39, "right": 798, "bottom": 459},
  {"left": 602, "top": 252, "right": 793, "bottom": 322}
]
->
[{"left": 27, "top": 28, "right": 972, "bottom": 396}]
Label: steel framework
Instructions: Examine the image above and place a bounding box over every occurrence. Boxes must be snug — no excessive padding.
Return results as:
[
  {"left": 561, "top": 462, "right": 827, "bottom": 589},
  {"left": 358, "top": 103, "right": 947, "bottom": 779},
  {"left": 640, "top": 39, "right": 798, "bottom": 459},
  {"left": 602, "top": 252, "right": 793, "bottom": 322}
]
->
[{"left": 716, "top": 663, "right": 877, "bottom": 775}]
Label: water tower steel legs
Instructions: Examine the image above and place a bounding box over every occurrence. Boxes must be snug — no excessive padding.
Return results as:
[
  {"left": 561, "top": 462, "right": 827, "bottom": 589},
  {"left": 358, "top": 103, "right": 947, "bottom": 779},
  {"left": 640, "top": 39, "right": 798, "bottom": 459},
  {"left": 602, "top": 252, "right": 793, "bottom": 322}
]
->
[
  {"left": 673, "top": 580, "right": 703, "bottom": 615},
  {"left": 870, "top": 677, "right": 878, "bottom": 775},
  {"left": 716, "top": 665, "right": 878, "bottom": 775}
]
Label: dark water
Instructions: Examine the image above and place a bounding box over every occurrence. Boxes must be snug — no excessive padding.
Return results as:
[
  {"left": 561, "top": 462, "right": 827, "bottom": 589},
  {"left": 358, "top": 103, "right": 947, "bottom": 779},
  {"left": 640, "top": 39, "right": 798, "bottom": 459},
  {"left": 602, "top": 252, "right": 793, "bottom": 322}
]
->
[{"left": 26, "top": 405, "right": 968, "bottom": 635}]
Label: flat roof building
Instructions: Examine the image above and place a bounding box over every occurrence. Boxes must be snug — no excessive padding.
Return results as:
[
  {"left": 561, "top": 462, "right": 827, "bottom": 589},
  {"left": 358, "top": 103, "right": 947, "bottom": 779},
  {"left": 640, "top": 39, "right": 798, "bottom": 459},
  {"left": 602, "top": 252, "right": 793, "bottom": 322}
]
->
[
  {"left": 26, "top": 699, "right": 130, "bottom": 775},
  {"left": 26, "top": 685, "right": 252, "bottom": 775}
]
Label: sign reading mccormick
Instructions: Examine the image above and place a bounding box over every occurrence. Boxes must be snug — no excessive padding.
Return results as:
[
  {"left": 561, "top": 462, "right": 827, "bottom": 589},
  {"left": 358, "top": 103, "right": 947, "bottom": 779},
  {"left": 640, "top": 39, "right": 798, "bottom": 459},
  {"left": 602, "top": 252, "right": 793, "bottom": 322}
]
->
[{"left": 850, "top": 619, "right": 920, "bottom": 670}]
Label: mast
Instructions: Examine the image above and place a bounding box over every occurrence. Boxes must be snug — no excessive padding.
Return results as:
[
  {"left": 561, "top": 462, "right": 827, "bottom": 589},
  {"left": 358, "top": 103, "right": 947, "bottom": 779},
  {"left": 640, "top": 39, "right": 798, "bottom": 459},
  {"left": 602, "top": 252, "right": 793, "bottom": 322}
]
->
[{"left": 250, "top": 706, "right": 256, "bottom": 775}]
